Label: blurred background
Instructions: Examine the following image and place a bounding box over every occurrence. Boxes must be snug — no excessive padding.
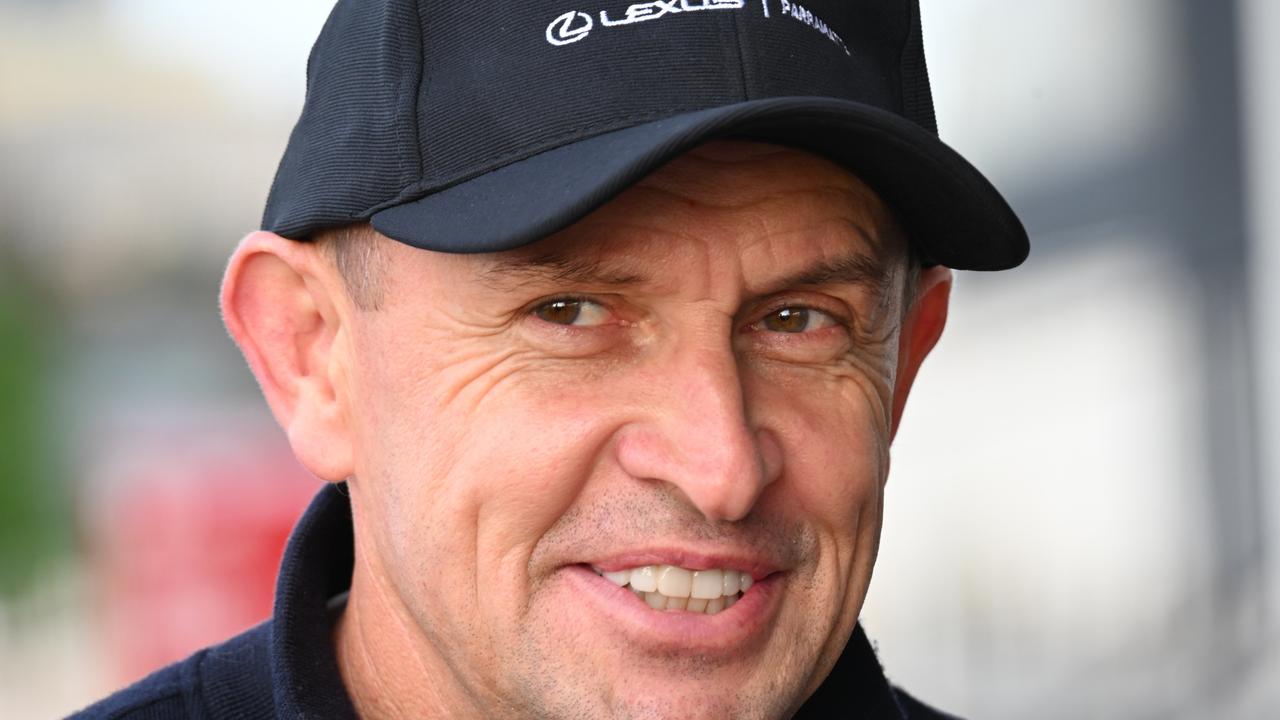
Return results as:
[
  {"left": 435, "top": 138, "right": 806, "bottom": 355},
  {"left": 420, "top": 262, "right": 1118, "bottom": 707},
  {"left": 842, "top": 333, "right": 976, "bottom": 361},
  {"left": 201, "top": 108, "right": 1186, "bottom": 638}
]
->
[{"left": 0, "top": 0, "right": 1276, "bottom": 717}]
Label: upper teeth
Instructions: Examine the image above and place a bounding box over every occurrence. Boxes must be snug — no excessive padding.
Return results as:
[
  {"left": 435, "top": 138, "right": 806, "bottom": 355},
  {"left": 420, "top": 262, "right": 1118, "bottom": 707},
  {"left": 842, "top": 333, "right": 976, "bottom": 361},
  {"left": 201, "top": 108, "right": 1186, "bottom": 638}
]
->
[{"left": 593, "top": 565, "right": 754, "bottom": 599}]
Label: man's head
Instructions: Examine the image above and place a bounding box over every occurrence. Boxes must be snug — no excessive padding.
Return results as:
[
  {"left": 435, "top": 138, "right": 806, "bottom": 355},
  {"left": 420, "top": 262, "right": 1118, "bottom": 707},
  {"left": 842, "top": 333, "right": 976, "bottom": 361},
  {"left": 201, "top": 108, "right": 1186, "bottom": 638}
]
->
[
  {"left": 224, "top": 0, "right": 1026, "bottom": 715},
  {"left": 222, "top": 140, "right": 951, "bottom": 718}
]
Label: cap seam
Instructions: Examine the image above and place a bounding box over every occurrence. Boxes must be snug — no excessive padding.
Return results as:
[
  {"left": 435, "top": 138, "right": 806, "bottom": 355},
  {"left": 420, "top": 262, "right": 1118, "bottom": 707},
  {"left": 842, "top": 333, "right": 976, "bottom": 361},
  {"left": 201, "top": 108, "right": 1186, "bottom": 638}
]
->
[
  {"left": 896, "top": 0, "right": 936, "bottom": 134},
  {"left": 411, "top": 0, "right": 429, "bottom": 181},
  {"left": 894, "top": 0, "right": 912, "bottom": 123},
  {"left": 730, "top": 10, "right": 752, "bottom": 102},
  {"left": 391, "top": 1, "right": 413, "bottom": 185}
]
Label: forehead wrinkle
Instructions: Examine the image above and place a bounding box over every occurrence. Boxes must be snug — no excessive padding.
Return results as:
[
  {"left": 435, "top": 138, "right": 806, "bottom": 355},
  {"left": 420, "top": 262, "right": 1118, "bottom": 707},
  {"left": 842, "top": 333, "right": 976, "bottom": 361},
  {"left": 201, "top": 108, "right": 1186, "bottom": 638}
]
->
[
  {"left": 775, "top": 250, "right": 891, "bottom": 297},
  {"left": 623, "top": 180, "right": 881, "bottom": 214},
  {"left": 572, "top": 215, "right": 712, "bottom": 245},
  {"left": 743, "top": 221, "right": 893, "bottom": 298}
]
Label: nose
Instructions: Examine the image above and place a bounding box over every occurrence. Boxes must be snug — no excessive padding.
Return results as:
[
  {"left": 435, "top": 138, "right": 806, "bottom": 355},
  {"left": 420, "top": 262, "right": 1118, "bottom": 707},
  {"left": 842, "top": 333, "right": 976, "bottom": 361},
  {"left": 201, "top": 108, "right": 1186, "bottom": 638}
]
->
[{"left": 614, "top": 340, "right": 783, "bottom": 522}]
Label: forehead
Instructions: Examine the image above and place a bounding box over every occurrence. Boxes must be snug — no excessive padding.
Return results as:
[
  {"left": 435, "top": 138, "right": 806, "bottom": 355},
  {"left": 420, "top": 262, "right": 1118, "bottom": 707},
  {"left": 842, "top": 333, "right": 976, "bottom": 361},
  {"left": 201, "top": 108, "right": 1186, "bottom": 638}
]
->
[
  {"left": 629, "top": 140, "right": 890, "bottom": 209},
  {"left": 473, "top": 141, "right": 905, "bottom": 284}
]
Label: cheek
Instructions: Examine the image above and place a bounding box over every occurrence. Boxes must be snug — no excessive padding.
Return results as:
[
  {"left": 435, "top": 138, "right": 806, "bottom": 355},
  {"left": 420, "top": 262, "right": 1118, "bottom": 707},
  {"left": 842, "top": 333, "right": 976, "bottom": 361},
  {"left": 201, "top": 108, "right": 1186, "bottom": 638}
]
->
[
  {"left": 748, "top": 365, "right": 891, "bottom": 543},
  {"left": 746, "top": 367, "right": 891, "bottom": 663},
  {"left": 460, "top": 382, "right": 618, "bottom": 574},
  {"left": 349, "top": 329, "right": 623, "bottom": 586}
]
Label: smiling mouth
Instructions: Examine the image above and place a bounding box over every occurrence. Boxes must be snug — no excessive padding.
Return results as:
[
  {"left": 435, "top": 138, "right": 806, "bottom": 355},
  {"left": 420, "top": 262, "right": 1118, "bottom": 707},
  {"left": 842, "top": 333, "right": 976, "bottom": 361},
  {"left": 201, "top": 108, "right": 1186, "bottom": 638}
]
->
[{"left": 591, "top": 564, "right": 754, "bottom": 614}]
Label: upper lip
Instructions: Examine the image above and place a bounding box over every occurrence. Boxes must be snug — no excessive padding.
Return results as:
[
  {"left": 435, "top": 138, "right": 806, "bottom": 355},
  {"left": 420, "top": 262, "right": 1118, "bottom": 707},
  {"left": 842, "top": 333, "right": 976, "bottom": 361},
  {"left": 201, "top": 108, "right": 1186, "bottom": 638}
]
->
[{"left": 583, "top": 546, "right": 785, "bottom": 580}]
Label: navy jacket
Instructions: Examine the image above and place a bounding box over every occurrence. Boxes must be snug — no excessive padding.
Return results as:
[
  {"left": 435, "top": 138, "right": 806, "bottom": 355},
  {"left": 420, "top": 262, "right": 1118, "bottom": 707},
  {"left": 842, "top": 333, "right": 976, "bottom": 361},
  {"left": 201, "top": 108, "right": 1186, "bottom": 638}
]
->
[{"left": 70, "top": 484, "right": 959, "bottom": 719}]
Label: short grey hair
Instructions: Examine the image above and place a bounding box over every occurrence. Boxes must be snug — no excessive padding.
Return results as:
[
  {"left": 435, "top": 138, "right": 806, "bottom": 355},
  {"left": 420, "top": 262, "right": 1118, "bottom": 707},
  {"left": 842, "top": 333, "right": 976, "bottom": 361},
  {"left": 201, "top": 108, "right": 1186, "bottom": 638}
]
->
[{"left": 314, "top": 224, "right": 387, "bottom": 311}]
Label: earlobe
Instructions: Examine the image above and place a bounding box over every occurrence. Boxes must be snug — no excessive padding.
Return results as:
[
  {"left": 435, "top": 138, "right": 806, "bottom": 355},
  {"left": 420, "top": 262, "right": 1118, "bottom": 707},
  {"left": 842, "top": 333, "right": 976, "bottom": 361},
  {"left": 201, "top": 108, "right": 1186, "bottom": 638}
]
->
[
  {"left": 220, "top": 231, "right": 356, "bottom": 482},
  {"left": 889, "top": 265, "right": 952, "bottom": 442}
]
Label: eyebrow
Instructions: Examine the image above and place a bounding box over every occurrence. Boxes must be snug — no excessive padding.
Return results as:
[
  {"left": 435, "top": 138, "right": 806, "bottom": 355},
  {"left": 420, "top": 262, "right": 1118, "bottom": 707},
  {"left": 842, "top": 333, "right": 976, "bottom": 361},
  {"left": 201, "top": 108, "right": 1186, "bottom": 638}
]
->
[
  {"left": 477, "top": 249, "right": 647, "bottom": 291},
  {"left": 759, "top": 250, "right": 893, "bottom": 298}
]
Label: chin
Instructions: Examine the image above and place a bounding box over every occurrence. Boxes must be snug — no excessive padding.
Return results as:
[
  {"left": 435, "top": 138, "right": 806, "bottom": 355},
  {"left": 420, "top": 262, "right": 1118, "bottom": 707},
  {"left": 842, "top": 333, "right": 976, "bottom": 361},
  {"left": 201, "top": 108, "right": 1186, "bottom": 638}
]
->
[{"left": 531, "top": 677, "right": 801, "bottom": 720}]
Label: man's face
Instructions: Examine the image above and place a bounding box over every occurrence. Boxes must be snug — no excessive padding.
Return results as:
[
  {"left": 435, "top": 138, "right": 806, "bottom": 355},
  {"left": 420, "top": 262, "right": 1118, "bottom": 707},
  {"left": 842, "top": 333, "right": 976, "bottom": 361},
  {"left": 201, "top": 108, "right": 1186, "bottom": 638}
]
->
[{"left": 338, "top": 142, "right": 921, "bottom": 718}]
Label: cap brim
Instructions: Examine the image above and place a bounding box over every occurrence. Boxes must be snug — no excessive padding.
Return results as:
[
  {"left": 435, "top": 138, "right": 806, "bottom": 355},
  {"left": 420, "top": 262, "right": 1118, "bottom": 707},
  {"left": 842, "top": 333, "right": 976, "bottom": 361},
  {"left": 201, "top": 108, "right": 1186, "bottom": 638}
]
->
[{"left": 371, "top": 97, "right": 1028, "bottom": 271}]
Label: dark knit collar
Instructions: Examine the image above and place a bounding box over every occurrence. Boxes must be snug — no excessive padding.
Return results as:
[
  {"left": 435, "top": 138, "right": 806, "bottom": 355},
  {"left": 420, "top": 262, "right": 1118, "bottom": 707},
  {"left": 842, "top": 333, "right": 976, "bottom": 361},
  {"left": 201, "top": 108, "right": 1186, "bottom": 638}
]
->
[
  {"left": 269, "top": 483, "right": 910, "bottom": 719},
  {"left": 270, "top": 483, "right": 359, "bottom": 719},
  {"left": 794, "top": 624, "right": 908, "bottom": 718}
]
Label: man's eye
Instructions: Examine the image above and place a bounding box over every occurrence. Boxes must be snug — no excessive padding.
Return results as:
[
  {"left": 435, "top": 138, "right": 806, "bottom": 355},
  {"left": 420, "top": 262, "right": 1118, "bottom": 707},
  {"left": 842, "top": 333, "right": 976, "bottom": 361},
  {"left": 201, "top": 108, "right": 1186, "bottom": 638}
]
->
[
  {"left": 759, "top": 307, "right": 840, "bottom": 334},
  {"left": 532, "top": 298, "right": 611, "bottom": 327}
]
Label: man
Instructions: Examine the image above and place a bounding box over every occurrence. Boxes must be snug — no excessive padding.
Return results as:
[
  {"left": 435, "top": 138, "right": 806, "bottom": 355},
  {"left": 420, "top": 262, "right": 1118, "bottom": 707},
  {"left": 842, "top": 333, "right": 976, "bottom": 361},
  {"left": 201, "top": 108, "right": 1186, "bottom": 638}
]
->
[{"left": 74, "top": 0, "right": 1026, "bottom": 718}]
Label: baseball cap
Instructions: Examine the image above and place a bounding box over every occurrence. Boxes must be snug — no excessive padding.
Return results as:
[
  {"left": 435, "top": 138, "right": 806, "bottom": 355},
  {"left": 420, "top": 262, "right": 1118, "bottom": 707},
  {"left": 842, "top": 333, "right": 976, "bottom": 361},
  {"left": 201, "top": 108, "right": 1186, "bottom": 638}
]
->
[{"left": 262, "top": 0, "right": 1029, "bottom": 270}]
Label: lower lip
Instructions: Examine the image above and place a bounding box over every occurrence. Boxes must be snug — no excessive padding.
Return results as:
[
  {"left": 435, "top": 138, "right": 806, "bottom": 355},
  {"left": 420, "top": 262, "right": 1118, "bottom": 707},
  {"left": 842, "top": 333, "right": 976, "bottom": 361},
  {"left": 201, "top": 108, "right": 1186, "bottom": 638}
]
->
[{"left": 561, "top": 564, "right": 782, "bottom": 653}]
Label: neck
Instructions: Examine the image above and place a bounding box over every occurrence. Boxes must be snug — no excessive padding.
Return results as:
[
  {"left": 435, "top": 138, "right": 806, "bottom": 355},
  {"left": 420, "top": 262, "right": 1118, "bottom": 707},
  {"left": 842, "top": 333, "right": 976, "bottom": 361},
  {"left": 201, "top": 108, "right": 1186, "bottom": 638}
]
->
[{"left": 334, "top": 548, "right": 480, "bottom": 719}]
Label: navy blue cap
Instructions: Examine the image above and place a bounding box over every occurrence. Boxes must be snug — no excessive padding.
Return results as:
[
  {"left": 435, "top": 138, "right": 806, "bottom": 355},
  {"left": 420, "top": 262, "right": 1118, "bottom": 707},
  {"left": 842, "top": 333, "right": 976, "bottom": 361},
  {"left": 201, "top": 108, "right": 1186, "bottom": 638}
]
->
[{"left": 263, "top": 0, "right": 1028, "bottom": 270}]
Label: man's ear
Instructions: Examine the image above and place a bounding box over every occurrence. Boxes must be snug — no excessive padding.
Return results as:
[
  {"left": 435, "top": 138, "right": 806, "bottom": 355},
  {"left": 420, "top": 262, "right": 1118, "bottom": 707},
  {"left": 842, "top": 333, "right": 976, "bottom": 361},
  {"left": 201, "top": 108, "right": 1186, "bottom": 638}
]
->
[
  {"left": 220, "top": 231, "right": 355, "bottom": 482},
  {"left": 889, "top": 265, "right": 953, "bottom": 442}
]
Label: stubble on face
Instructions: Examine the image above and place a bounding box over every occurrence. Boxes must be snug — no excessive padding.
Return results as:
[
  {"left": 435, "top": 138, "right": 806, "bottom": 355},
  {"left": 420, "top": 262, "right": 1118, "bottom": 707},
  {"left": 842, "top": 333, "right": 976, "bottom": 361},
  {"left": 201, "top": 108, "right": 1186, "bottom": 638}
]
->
[
  {"left": 333, "top": 141, "right": 912, "bottom": 720},
  {"left": 517, "top": 486, "right": 829, "bottom": 720}
]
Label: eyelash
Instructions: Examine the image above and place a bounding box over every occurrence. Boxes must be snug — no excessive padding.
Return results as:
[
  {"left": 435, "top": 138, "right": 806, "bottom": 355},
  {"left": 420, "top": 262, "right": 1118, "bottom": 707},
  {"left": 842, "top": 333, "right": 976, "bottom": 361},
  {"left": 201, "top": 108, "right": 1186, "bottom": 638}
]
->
[
  {"left": 748, "top": 300, "right": 852, "bottom": 335},
  {"left": 525, "top": 295, "right": 615, "bottom": 329}
]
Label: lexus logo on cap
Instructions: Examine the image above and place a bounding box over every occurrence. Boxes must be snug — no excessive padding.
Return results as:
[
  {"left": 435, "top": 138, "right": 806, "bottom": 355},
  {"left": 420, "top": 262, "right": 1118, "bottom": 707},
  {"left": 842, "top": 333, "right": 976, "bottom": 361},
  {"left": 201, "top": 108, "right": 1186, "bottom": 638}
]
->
[
  {"left": 546, "top": 1, "right": 748, "bottom": 46},
  {"left": 543, "top": 2, "right": 848, "bottom": 55},
  {"left": 546, "top": 10, "right": 593, "bottom": 45}
]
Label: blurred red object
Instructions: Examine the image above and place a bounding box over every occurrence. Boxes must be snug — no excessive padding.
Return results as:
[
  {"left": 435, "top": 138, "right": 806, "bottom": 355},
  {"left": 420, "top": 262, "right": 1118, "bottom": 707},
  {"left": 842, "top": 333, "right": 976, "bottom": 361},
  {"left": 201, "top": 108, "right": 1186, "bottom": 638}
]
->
[{"left": 86, "top": 425, "right": 319, "bottom": 685}]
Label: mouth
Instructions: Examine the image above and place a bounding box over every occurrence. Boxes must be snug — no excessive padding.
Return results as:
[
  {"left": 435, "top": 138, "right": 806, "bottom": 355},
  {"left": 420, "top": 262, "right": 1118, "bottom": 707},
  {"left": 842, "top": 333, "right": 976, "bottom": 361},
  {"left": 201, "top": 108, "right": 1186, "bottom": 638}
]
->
[
  {"left": 591, "top": 564, "right": 753, "bottom": 615},
  {"left": 561, "top": 556, "right": 783, "bottom": 653}
]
